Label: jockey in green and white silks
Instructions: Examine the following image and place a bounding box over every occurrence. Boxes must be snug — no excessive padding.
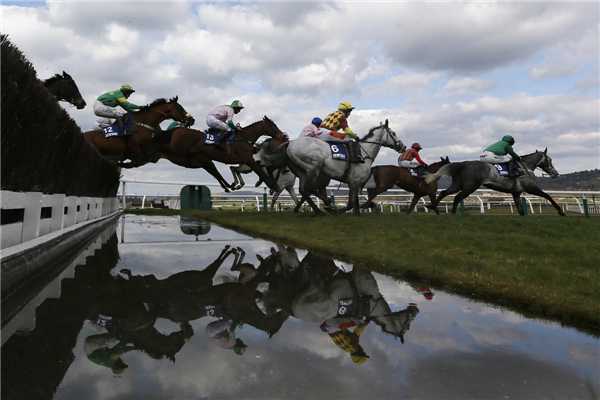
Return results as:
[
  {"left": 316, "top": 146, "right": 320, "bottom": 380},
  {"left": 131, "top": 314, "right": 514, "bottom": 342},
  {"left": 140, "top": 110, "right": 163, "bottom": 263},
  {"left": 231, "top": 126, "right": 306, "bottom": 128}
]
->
[
  {"left": 480, "top": 135, "right": 521, "bottom": 163},
  {"left": 206, "top": 100, "right": 244, "bottom": 145},
  {"left": 480, "top": 135, "right": 521, "bottom": 177}
]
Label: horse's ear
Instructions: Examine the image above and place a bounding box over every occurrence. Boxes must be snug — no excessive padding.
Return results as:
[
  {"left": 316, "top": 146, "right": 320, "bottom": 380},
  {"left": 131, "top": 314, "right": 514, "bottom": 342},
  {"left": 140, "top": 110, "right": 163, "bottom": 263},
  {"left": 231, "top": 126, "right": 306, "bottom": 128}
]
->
[
  {"left": 63, "top": 71, "right": 67, "bottom": 76},
  {"left": 385, "top": 119, "right": 389, "bottom": 128},
  {"left": 271, "top": 247, "right": 276, "bottom": 255},
  {"left": 544, "top": 148, "right": 547, "bottom": 154},
  {"left": 256, "top": 254, "right": 264, "bottom": 262}
]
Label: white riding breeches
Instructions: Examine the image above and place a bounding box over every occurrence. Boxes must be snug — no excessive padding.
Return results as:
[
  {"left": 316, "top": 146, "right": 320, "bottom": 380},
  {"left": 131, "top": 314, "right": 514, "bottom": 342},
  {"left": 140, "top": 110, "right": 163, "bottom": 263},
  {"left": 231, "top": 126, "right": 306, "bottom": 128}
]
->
[
  {"left": 399, "top": 160, "right": 421, "bottom": 168},
  {"left": 93, "top": 117, "right": 113, "bottom": 132},
  {"left": 93, "top": 101, "right": 127, "bottom": 118},
  {"left": 480, "top": 151, "right": 512, "bottom": 163},
  {"left": 206, "top": 115, "right": 233, "bottom": 132}
]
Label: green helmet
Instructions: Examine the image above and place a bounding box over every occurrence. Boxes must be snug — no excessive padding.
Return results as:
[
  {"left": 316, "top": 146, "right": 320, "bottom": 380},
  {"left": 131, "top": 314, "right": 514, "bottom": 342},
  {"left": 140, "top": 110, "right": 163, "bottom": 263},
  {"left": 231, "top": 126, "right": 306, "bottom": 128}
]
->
[
  {"left": 502, "top": 135, "right": 515, "bottom": 144},
  {"left": 120, "top": 84, "right": 135, "bottom": 93},
  {"left": 231, "top": 100, "right": 244, "bottom": 109}
]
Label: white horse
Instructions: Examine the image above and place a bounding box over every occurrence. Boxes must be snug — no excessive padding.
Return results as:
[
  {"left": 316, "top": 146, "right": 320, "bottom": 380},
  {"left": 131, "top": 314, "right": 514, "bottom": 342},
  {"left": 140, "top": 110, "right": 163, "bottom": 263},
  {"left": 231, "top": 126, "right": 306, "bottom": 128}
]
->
[
  {"left": 285, "top": 120, "right": 406, "bottom": 215},
  {"left": 291, "top": 266, "right": 419, "bottom": 341}
]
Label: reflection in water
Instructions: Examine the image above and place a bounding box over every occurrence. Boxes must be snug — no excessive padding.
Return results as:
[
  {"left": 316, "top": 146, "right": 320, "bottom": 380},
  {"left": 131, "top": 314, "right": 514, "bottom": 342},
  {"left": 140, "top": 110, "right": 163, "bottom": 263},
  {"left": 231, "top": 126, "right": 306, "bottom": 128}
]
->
[{"left": 1, "top": 217, "right": 598, "bottom": 400}]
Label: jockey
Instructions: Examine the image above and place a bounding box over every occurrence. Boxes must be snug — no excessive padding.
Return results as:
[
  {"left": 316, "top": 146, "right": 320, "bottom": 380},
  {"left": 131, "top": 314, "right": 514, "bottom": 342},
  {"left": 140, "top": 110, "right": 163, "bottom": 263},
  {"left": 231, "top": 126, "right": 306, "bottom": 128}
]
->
[
  {"left": 320, "top": 318, "right": 370, "bottom": 365},
  {"left": 298, "top": 117, "right": 322, "bottom": 138},
  {"left": 93, "top": 84, "right": 140, "bottom": 134},
  {"left": 480, "top": 135, "right": 521, "bottom": 177},
  {"left": 205, "top": 319, "right": 247, "bottom": 355},
  {"left": 207, "top": 100, "right": 244, "bottom": 146},
  {"left": 320, "top": 102, "right": 364, "bottom": 163},
  {"left": 398, "top": 143, "right": 428, "bottom": 178}
]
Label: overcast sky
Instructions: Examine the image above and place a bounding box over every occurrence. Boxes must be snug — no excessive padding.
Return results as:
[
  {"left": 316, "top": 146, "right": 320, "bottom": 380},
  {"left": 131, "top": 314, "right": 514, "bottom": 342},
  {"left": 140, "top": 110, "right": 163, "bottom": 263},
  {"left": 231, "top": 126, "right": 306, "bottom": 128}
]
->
[{"left": 2, "top": 1, "right": 599, "bottom": 194}]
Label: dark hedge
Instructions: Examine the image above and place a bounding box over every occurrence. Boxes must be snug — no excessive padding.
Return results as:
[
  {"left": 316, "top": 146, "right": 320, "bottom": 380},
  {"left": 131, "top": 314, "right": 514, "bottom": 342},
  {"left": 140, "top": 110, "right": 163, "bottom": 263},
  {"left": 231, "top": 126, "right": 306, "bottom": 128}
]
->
[{"left": 1, "top": 34, "right": 120, "bottom": 198}]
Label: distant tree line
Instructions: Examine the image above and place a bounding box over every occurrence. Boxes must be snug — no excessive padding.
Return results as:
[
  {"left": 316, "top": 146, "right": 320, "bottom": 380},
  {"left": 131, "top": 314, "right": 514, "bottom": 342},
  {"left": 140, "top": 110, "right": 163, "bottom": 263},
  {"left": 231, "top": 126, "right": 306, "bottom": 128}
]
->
[{"left": 1, "top": 34, "right": 120, "bottom": 197}]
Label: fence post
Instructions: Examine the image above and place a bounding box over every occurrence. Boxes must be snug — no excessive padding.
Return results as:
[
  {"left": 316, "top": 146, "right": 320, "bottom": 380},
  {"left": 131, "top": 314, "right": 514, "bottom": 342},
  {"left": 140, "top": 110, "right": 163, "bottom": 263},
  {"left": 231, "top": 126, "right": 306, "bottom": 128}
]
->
[
  {"left": 50, "top": 194, "right": 65, "bottom": 232},
  {"left": 521, "top": 197, "right": 528, "bottom": 216},
  {"left": 583, "top": 198, "right": 589, "bottom": 219},
  {"left": 194, "top": 186, "right": 200, "bottom": 210},
  {"left": 460, "top": 200, "right": 465, "bottom": 214},
  {"left": 122, "top": 181, "right": 127, "bottom": 210},
  {"left": 22, "top": 192, "right": 43, "bottom": 243},
  {"left": 263, "top": 188, "right": 268, "bottom": 212}
]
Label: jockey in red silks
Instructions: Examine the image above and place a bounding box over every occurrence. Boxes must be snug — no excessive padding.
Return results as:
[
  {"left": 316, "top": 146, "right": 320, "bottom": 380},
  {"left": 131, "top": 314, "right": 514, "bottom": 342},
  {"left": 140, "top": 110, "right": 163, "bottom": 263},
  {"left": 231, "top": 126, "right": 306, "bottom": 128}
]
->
[
  {"left": 398, "top": 143, "right": 428, "bottom": 178},
  {"left": 319, "top": 102, "right": 364, "bottom": 163}
]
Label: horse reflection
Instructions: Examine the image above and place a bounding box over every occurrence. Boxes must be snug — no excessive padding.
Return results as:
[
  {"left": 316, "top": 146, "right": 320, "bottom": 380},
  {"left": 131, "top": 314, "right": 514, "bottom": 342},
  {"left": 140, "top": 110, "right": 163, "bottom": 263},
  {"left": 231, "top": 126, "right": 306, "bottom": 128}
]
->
[{"left": 263, "top": 252, "right": 419, "bottom": 342}]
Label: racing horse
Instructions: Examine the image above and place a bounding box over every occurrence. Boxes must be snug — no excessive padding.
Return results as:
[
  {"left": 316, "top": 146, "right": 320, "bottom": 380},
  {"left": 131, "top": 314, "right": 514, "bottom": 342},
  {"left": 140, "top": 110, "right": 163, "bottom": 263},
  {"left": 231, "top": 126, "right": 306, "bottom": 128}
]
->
[
  {"left": 290, "top": 263, "right": 420, "bottom": 342},
  {"left": 425, "top": 149, "right": 565, "bottom": 216},
  {"left": 229, "top": 135, "right": 289, "bottom": 190},
  {"left": 284, "top": 120, "right": 406, "bottom": 216},
  {"left": 153, "top": 116, "right": 284, "bottom": 192},
  {"left": 43, "top": 71, "right": 86, "bottom": 109},
  {"left": 361, "top": 157, "right": 451, "bottom": 214}
]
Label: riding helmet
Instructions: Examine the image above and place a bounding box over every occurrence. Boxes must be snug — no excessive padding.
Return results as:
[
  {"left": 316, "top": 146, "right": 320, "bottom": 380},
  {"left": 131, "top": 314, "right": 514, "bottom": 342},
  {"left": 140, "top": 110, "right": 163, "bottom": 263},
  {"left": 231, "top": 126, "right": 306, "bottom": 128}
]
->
[
  {"left": 411, "top": 142, "right": 422, "bottom": 150},
  {"left": 312, "top": 117, "right": 322, "bottom": 125},
  {"left": 120, "top": 84, "right": 135, "bottom": 93},
  {"left": 338, "top": 102, "right": 355, "bottom": 112},
  {"left": 502, "top": 135, "right": 515, "bottom": 144},
  {"left": 231, "top": 100, "right": 244, "bottom": 109}
]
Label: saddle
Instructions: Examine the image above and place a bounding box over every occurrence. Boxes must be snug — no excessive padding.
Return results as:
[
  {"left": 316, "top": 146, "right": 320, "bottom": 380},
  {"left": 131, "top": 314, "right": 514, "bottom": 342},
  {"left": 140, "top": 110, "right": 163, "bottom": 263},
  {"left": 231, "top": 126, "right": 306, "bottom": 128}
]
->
[
  {"left": 101, "top": 114, "right": 137, "bottom": 139},
  {"left": 492, "top": 162, "right": 525, "bottom": 178}
]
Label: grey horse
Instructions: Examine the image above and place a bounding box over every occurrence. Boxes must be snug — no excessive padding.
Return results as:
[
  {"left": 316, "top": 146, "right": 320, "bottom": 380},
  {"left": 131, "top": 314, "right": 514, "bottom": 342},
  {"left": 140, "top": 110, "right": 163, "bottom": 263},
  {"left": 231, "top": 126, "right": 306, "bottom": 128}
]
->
[
  {"left": 425, "top": 149, "right": 565, "bottom": 216},
  {"left": 284, "top": 120, "right": 406, "bottom": 216}
]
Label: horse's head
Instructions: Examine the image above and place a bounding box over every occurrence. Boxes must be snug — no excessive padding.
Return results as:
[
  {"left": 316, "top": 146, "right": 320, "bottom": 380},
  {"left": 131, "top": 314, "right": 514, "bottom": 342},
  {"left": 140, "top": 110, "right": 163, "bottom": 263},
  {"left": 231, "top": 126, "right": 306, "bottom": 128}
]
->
[
  {"left": 370, "top": 304, "right": 419, "bottom": 343},
  {"left": 146, "top": 96, "right": 194, "bottom": 126},
  {"left": 521, "top": 148, "right": 559, "bottom": 178},
  {"left": 429, "top": 156, "right": 451, "bottom": 172},
  {"left": 45, "top": 71, "right": 87, "bottom": 109},
  {"left": 378, "top": 119, "right": 406, "bottom": 152},
  {"left": 241, "top": 116, "right": 284, "bottom": 142},
  {"left": 536, "top": 148, "right": 559, "bottom": 178}
]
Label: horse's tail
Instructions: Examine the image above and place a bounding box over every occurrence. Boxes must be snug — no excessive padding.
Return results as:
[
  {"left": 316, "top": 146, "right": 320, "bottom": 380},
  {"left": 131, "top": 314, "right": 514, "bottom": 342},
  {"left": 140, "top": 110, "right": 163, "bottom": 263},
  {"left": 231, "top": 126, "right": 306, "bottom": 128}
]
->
[{"left": 424, "top": 163, "right": 463, "bottom": 184}]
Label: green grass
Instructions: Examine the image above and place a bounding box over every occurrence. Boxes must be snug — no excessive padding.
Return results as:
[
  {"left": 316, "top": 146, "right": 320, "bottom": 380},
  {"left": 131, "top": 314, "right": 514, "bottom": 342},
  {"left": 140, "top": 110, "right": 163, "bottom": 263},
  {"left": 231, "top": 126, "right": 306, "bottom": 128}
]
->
[{"left": 126, "top": 208, "right": 600, "bottom": 331}]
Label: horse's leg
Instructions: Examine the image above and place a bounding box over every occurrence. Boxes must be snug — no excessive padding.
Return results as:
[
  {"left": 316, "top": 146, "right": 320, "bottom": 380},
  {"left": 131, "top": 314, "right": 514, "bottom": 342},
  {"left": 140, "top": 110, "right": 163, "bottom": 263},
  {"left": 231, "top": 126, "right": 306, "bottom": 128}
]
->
[
  {"left": 199, "top": 159, "right": 233, "bottom": 193},
  {"left": 427, "top": 191, "right": 441, "bottom": 215},
  {"left": 247, "top": 158, "right": 279, "bottom": 192},
  {"left": 407, "top": 195, "right": 421, "bottom": 214},
  {"left": 429, "top": 178, "right": 461, "bottom": 210},
  {"left": 526, "top": 186, "right": 566, "bottom": 216},
  {"left": 269, "top": 188, "right": 283, "bottom": 212},
  {"left": 451, "top": 188, "right": 476, "bottom": 214},
  {"left": 354, "top": 192, "right": 361, "bottom": 216},
  {"left": 287, "top": 186, "right": 300, "bottom": 207},
  {"left": 230, "top": 166, "right": 242, "bottom": 190},
  {"left": 511, "top": 193, "right": 525, "bottom": 216}
]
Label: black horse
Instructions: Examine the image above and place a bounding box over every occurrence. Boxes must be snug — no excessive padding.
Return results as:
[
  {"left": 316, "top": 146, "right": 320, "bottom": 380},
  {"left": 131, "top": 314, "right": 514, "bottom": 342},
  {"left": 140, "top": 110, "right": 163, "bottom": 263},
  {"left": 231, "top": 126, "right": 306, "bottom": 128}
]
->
[
  {"left": 425, "top": 149, "right": 565, "bottom": 216},
  {"left": 43, "top": 71, "right": 86, "bottom": 109}
]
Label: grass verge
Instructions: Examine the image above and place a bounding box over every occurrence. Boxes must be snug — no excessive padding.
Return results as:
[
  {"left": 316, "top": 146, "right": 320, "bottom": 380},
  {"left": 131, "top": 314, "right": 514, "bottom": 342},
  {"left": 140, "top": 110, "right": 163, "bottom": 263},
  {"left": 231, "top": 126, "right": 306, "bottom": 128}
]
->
[{"left": 126, "top": 208, "right": 600, "bottom": 332}]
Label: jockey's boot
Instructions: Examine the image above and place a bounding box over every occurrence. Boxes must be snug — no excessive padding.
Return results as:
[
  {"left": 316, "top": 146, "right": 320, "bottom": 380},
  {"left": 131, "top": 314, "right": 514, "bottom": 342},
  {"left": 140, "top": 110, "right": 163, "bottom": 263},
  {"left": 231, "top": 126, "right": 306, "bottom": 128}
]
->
[
  {"left": 349, "top": 141, "right": 365, "bottom": 164},
  {"left": 213, "top": 130, "right": 230, "bottom": 146},
  {"left": 117, "top": 116, "right": 126, "bottom": 135},
  {"left": 416, "top": 166, "right": 425, "bottom": 179},
  {"left": 508, "top": 160, "right": 516, "bottom": 178}
]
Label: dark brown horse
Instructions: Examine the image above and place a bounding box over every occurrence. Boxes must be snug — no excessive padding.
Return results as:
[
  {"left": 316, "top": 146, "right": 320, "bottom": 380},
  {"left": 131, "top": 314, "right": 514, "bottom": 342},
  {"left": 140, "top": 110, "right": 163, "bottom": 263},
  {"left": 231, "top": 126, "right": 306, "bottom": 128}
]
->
[
  {"left": 361, "top": 157, "right": 450, "bottom": 214},
  {"left": 153, "top": 116, "right": 284, "bottom": 191},
  {"left": 83, "top": 97, "right": 193, "bottom": 164},
  {"left": 43, "top": 71, "right": 86, "bottom": 109}
]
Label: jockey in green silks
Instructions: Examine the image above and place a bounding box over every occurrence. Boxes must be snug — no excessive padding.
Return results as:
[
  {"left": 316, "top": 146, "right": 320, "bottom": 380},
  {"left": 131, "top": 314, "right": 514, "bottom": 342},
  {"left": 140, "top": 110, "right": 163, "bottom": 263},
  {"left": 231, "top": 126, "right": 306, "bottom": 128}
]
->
[
  {"left": 480, "top": 135, "right": 521, "bottom": 177},
  {"left": 93, "top": 84, "right": 140, "bottom": 134}
]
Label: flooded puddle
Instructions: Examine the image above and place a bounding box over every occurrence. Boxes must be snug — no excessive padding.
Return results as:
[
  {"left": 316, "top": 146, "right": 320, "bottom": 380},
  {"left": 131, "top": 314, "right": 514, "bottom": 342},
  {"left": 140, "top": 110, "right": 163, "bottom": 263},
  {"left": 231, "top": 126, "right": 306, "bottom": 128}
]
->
[{"left": 2, "top": 215, "right": 598, "bottom": 399}]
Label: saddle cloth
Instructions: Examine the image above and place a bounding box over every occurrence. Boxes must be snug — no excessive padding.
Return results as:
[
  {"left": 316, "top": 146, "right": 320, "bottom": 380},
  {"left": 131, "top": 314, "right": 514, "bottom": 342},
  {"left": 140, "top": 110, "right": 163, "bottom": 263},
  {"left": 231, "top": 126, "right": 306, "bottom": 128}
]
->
[
  {"left": 102, "top": 116, "right": 133, "bottom": 138},
  {"left": 328, "top": 143, "right": 362, "bottom": 161},
  {"left": 408, "top": 168, "right": 418, "bottom": 177},
  {"left": 204, "top": 131, "right": 235, "bottom": 146},
  {"left": 492, "top": 163, "right": 524, "bottom": 178}
]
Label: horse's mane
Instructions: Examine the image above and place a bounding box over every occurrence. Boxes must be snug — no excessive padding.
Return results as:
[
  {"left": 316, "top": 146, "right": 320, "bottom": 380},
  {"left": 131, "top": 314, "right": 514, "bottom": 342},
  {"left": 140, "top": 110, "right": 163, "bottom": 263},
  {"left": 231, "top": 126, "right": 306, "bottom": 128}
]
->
[
  {"left": 140, "top": 96, "right": 179, "bottom": 110},
  {"left": 43, "top": 74, "right": 63, "bottom": 85},
  {"left": 245, "top": 116, "right": 273, "bottom": 129},
  {"left": 362, "top": 124, "right": 385, "bottom": 141}
]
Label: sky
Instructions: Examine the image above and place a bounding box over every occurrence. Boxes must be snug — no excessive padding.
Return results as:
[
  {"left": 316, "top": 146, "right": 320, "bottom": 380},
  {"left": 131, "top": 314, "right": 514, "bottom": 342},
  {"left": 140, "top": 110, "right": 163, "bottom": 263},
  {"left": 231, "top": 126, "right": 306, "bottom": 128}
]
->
[{"left": 2, "top": 0, "right": 599, "bottom": 195}]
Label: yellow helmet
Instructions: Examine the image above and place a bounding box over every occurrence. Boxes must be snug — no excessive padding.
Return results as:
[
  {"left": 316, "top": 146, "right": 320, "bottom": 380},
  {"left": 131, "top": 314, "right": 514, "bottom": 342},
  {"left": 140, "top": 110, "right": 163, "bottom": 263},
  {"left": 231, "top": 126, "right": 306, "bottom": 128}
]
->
[{"left": 338, "top": 102, "right": 355, "bottom": 112}]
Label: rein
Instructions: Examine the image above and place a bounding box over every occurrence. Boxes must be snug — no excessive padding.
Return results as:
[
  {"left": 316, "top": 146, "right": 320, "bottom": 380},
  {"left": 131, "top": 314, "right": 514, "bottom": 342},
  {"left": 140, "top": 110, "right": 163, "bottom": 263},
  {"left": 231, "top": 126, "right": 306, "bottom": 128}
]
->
[{"left": 357, "top": 126, "right": 395, "bottom": 162}]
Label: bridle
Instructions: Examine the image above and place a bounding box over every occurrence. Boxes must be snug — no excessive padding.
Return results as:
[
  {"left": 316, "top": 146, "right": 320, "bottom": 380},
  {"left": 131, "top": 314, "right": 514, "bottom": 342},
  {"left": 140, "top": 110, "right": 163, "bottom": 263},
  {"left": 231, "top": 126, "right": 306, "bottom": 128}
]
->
[
  {"left": 136, "top": 101, "right": 192, "bottom": 130},
  {"left": 358, "top": 125, "right": 400, "bottom": 162},
  {"left": 55, "top": 76, "right": 83, "bottom": 107}
]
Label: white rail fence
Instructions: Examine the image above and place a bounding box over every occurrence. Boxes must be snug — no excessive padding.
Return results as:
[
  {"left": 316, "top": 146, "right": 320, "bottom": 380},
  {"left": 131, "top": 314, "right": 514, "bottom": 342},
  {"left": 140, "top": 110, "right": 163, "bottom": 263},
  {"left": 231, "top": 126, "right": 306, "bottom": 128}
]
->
[
  {"left": 1, "top": 191, "right": 120, "bottom": 250},
  {"left": 118, "top": 179, "right": 599, "bottom": 215}
]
